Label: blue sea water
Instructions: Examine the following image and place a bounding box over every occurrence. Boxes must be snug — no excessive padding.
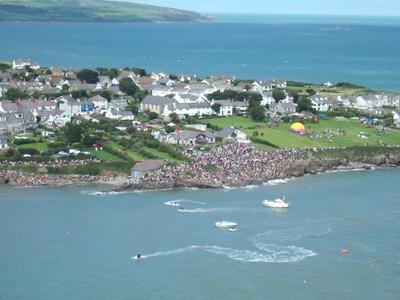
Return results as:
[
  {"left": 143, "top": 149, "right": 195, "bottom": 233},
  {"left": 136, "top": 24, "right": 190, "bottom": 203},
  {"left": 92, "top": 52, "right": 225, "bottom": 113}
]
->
[
  {"left": 0, "top": 169, "right": 399, "bottom": 299},
  {"left": 0, "top": 15, "right": 400, "bottom": 91}
]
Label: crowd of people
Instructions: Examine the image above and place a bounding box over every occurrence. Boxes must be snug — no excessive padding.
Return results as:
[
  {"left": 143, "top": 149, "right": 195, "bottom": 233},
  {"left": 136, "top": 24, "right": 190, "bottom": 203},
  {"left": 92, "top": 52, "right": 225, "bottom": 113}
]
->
[
  {"left": 136, "top": 143, "right": 306, "bottom": 187},
  {"left": 0, "top": 170, "right": 111, "bottom": 186}
]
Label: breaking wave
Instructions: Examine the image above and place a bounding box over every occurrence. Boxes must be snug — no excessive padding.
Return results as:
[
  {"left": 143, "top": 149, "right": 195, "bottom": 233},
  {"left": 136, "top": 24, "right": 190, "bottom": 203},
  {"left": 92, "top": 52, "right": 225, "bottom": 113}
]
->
[{"left": 265, "top": 178, "right": 292, "bottom": 186}]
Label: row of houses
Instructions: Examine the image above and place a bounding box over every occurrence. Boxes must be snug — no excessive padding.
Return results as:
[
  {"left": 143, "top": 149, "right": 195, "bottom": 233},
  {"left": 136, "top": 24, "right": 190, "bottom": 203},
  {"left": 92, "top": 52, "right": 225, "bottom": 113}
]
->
[
  {"left": 0, "top": 95, "right": 133, "bottom": 133},
  {"left": 152, "top": 127, "right": 250, "bottom": 146}
]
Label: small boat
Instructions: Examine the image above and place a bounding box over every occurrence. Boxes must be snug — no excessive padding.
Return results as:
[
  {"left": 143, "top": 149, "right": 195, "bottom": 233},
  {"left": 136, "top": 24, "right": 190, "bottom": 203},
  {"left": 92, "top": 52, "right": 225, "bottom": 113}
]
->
[
  {"left": 215, "top": 220, "right": 238, "bottom": 229},
  {"left": 132, "top": 254, "right": 141, "bottom": 260},
  {"left": 164, "top": 200, "right": 180, "bottom": 207},
  {"left": 228, "top": 228, "right": 238, "bottom": 232},
  {"left": 262, "top": 196, "right": 289, "bottom": 208},
  {"left": 178, "top": 207, "right": 187, "bottom": 212}
]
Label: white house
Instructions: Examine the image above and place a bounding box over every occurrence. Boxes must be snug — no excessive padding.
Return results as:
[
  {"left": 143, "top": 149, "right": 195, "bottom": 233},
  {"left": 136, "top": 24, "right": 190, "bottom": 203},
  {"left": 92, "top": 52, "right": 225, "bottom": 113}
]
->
[
  {"left": 310, "top": 95, "right": 334, "bottom": 111},
  {"left": 12, "top": 59, "right": 40, "bottom": 70},
  {"left": 393, "top": 110, "right": 400, "bottom": 128},
  {"left": 261, "top": 92, "right": 275, "bottom": 106},
  {"left": 211, "top": 99, "right": 234, "bottom": 116},
  {"left": 355, "top": 95, "right": 386, "bottom": 108},
  {"left": 252, "top": 79, "right": 287, "bottom": 92},
  {"left": 88, "top": 95, "right": 108, "bottom": 111},
  {"left": 105, "top": 109, "right": 134, "bottom": 121},
  {"left": 215, "top": 127, "right": 250, "bottom": 143},
  {"left": 151, "top": 85, "right": 173, "bottom": 97}
]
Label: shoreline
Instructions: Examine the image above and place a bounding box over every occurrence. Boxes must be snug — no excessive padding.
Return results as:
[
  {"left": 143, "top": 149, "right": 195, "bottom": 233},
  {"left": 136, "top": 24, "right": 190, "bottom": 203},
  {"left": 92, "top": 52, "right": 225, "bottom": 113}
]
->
[{"left": 2, "top": 146, "right": 400, "bottom": 190}]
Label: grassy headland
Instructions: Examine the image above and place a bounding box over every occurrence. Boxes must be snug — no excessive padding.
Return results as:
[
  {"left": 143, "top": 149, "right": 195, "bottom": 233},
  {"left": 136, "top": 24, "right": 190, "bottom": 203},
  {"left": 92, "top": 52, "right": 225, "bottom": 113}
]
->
[{"left": 0, "top": 0, "right": 211, "bottom": 22}]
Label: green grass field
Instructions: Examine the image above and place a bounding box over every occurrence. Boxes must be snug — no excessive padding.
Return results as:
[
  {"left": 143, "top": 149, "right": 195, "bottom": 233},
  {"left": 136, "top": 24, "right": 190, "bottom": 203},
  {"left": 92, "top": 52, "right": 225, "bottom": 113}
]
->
[
  {"left": 202, "top": 117, "right": 400, "bottom": 149},
  {"left": 200, "top": 116, "right": 260, "bottom": 128},
  {"left": 143, "top": 146, "right": 181, "bottom": 162},
  {"left": 17, "top": 142, "right": 49, "bottom": 152},
  {"left": 104, "top": 141, "right": 147, "bottom": 161},
  {"left": 89, "top": 150, "right": 123, "bottom": 162}
]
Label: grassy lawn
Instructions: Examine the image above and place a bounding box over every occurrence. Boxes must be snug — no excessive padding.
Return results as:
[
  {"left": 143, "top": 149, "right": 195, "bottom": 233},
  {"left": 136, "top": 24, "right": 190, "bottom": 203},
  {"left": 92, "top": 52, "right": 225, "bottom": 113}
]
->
[
  {"left": 199, "top": 116, "right": 400, "bottom": 149},
  {"left": 89, "top": 150, "right": 123, "bottom": 162},
  {"left": 143, "top": 146, "right": 181, "bottom": 162},
  {"left": 104, "top": 141, "right": 147, "bottom": 161},
  {"left": 17, "top": 143, "right": 49, "bottom": 152},
  {"left": 245, "top": 119, "right": 400, "bottom": 148},
  {"left": 199, "top": 116, "right": 261, "bottom": 128}
]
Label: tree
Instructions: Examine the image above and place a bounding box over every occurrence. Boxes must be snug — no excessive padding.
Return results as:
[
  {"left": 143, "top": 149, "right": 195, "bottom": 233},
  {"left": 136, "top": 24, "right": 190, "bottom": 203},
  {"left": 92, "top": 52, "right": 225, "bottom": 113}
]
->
[
  {"left": 99, "top": 90, "right": 112, "bottom": 101},
  {"left": 296, "top": 96, "right": 313, "bottom": 112},
  {"left": 71, "top": 90, "right": 88, "bottom": 99},
  {"left": 5, "top": 88, "right": 26, "bottom": 101},
  {"left": 62, "top": 84, "right": 69, "bottom": 91},
  {"left": 306, "top": 88, "right": 316, "bottom": 96},
  {"left": 211, "top": 103, "right": 222, "bottom": 114},
  {"left": 148, "top": 112, "right": 158, "bottom": 120},
  {"left": 164, "top": 125, "right": 175, "bottom": 134},
  {"left": 63, "top": 124, "right": 83, "bottom": 144},
  {"left": 249, "top": 104, "right": 265, "bottom": 121},
  {"left": 127, "top": 102, "right": 139, "bottom": 114},
  {"left": 77, "top": 69, "right": 99, "bottom": 83},
  {"left": 169, "top": 113, "right": 180, "bottom": 123},
  {"left": 119, "top": 78, "right": 139, "bottom": 96},
  {"left": 272, "top": 89, "right": 286, "bottom": 102},
  {"left": 290, "top": 92, "right": 299, "bottom": 103}
]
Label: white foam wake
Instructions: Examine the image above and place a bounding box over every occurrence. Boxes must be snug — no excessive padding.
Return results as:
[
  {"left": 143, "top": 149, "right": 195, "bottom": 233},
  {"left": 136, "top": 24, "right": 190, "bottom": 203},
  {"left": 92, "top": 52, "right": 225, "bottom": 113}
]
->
[
  {"left": 203, "top": 245, "right": 316, "bottom": 263},
  {"left": 133, "top": 244, "right": 316, "bottom": 263},
  {"left": 133, "top": 245, "right": 199, "bottom": 260},
  {"left": 265, "top": 178, "right": 292, "bottom": 186},
  {"left": 177, "top": 199, "right": 206, "bottom": 205}
]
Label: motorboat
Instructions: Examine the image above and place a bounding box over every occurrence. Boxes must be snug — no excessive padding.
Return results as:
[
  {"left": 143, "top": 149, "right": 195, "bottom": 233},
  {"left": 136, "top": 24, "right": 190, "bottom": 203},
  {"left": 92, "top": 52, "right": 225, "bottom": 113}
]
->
[
  {"left": 132, "top": 254, "right": 141, "bottom": 260},
  {"left": 262, "top": 197, "right": 289, "bottom": 208},
  {"left": 178, "top": 207, "right": 187, "bottom": 212},
  {"left": 228, "top": 228, "right": 238, "bottom": 232},
  {"left": 164, "top": 200, "right": 180, "bottom": 207},
  {"left": 215, "top": 220, "right": 238, "bottom": 229}
]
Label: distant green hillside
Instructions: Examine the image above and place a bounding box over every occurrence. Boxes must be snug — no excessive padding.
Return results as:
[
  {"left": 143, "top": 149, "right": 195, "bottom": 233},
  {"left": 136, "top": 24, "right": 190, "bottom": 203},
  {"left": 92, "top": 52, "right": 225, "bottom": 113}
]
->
[{"left": 0, "top": 0, "right": 210, "bottom": 22}]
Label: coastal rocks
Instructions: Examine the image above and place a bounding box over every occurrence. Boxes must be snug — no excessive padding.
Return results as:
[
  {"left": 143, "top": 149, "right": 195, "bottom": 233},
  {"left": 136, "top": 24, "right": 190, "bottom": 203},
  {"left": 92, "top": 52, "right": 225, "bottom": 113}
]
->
[
  {"left": 0, "top": 175, "right": 10, "bottom": 184},
  {"left": 285, "top": 158, "right": 349, "bottom": 177},
  {"left": 387, "top": 154, "right": 400, "bottom": 165}
]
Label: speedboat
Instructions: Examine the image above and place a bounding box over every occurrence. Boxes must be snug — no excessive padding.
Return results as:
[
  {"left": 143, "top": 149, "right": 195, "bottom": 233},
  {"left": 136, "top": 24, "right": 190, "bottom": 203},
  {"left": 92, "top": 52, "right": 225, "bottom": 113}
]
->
[
  {"left": 215, "top": 220, "right": 238, "bottom": 229},
  {"left": 132, "top": 254, "right": 141, "bottom": 260},
  {"left": 262, "top": 197, "right": 289, "bottom": 208},
  {"left": 164, "top": 200, "right": 180, "bottom": 207}
]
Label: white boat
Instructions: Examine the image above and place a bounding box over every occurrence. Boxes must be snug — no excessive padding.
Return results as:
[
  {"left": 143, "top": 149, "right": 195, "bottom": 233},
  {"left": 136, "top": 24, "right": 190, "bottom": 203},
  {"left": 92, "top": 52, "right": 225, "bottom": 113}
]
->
[
  {"left": 262, "top": 197, "right": 289, "bottom": 208},
  {"left": 164, "top": 200, "right": 180, "bottom": 207},
  {"left": 215, "top": 220, "right": 238, "bottom": 229},
  {"left": 132, "top": 254, "right": 141, "bottom": 260}
]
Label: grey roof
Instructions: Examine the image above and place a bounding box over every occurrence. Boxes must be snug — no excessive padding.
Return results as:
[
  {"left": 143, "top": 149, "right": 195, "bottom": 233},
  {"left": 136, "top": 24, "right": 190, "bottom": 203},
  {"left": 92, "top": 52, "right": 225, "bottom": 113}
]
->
[
  {"left": 89, "top": 95, "right": 108, "bottom": 102},
  {"left": 216, "top": 127, "right": 235, "bottom": 138},
  {"left": 142, "top": 95, "right": 172, "bottom": 106},
  {"left": 0, "top": 101, "right": 18, "bottom": 113},
  {"left": 119, "top": 110, "right": 133, "bottom": 117},
  {"left": 213, "top": 99, "right": 234, "bottom": 107}
]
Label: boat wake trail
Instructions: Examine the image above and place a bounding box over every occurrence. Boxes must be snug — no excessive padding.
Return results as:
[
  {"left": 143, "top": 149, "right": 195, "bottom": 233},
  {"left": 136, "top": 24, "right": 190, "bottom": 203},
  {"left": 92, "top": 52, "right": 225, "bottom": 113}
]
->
[
  {"left": 132, "top": 227, "right": 323, "bottom": 263},
  {"left": 133, "top": 246, "right": 199, "bottom": 260},
  {"left": 175, "top": 199, "right": 206, "bottom": 205},
  {"left": 178, "top": 207, "right": 262, "bottom": 213},
  {"left": 133, "top": 243, "right": 315, "bottom": 263}
]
